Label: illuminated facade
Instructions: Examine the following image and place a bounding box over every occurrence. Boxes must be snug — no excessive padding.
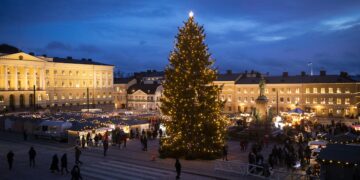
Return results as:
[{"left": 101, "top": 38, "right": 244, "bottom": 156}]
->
[
  {"left": 215, "top": 71, "right": 360, "bottom": 117},
  {"left": 0, "top": 52, "right": 114, "bottom": 110}
]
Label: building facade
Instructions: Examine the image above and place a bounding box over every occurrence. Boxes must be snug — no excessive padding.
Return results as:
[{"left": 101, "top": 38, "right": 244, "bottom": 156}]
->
[{"left": 0, "top": 52, "right": 114, "bottom": 110}]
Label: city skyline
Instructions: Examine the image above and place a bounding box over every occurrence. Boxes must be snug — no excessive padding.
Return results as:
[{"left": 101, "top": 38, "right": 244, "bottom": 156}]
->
[{"left": 1, "top": 0, "right": 360, "bottom": 74}]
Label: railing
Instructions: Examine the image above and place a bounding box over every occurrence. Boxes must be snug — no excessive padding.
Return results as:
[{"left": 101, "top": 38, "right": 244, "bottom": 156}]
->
[{"left": 214, "top": 160, "right": 320, "bottom": 180}]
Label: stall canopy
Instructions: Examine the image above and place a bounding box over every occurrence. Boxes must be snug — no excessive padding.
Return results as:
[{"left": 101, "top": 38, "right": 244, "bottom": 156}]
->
[
  {"left": 288, "top": 108, "right": 304, "bottom": 114},
  {"left": 39, "top": 120, "right": 72, "bottom": 131},
  {"left": 318, "top": 144, "right": 360, "bottom": 164},
  {"left": 323, "top": 132, "right": 359, "bottom": 144}
]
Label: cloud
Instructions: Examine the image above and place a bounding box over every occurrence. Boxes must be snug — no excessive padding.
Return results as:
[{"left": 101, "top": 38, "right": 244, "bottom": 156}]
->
[
  {"left": 45, "top": 41, "right": 71, "bottom": 51},
  {"left": 254, "top": 36, "right": 287, "bottom": 42},
  {"left": 322, "top": 15, "right": 360, "bottom": 30}
]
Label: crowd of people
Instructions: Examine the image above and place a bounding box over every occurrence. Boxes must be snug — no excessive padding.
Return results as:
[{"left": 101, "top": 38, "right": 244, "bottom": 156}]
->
[{"left": 5, "top": 146, "right": 84, "bottom": 180}]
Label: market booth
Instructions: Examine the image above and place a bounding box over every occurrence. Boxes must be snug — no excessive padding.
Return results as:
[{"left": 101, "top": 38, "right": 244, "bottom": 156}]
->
[
  {"left": 67, "top": 121, "right": 112, "bottom": 145},
  {"left": 34, "top": 120, "right": 72, "bottom": 141},
  {"left": 317, "top": 144, "right": 360, "bottom": 180}
]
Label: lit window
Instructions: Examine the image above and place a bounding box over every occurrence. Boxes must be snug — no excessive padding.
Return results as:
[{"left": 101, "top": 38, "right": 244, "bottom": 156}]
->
[
  {"left": 287, "top": 88, "right": 291, "bottom": 94},
  {"left": 237, "top": 88, "right": 241, "bottom": 93},
  {"left": 336, "top": 109, "right": 341, "bottom": 114},
  {"left": 227, "top": 95, "right": 232, "bottom": 102},
  {"left": 251, "top": 97, "right": 254, "bottom": 103},
  {"left": 295, "top": 88, "right": 300, "bottom": 94},
  {"left": 320, "top": 98, "right": 325, "bottom": 104},
  {"left": 305, "top": 98, "right": 310, "bottom": 104},
  {"left": 280, "top": 97, "right": 284, "bottom": 103},
  {"left": 69, "top": 93, "right": 73, "bottom": 99},
  {"left": 244, "top": 97, "right": 247, "bottom": 102},
  {"left": 295, "top": 97, "right": 300, "bottom": 103},
  {"left": 46, "top": 94, "right": 49, "bottom": 101},
  {"left": 336, "top": 98, "right": 341, "bottom": 105},
  {"left": 280, "top": 88, "right": 284, "bottom": 94},
  {"left": 287, "top": 97, "right": 291, "bottom": 103},
  {"left": 238, "top": 97, "right": 241, "bottom": 102},
  {"left": 244, "top": 89, "right": 248, "bottom": 94},
  {"left": 313, "top": 98, "right": 317, "bottom": 104},
  {"left": 345, "top": 98, "right": 350, "bottom": 105},
  {"left": 0, "top": 95, "right": 4, "bottom": 103},
  {"left": 336, "top": 88, "right": 341, "bottom": 93},
  {"left": 345, "top": 89, "right": 350, "bottom": 93},
  {"left": 250, "top": 88, "right": 254, "bottom": 94},
  {"left": 54, "top": 94, "right": 58, "bottom": 100},
  {"left": 61, "top": 95, "right": 65, "bottom": 100},
  {"left": 328, "top": 98, "right": 333, "bottom": 104},
  {"left": 83, "top": 93, "right": 86, "bottom": 98},
  {"left": 328, "top": 88, "right": 333, "bottom": 94},
  {"left": 305, "top": 88, "right": 310, "bottom": 94},
  {"left": 313, "top": 88, "right": 317, "bottom": 94},
  {"left": 321, "top": 88, "right": 325, "bottom": 94}
]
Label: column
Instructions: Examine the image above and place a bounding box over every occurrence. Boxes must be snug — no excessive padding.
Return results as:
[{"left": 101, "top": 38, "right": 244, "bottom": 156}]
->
[
  {"left": 40, "top": 69, "right": 45, "bottom": 90},
  {"left": 33, "top": 68, "right": 37, "bottom": 89},
  {"left": 105, "top": 72, "right": 109, "bottom": 88},
  {"left": 99, "top": 71, "right": 103, "bottom": 88},
  {"left": 14, "top": 66, "right": 18, "bottom": 90},
  {"left": 24, "top": 68, "right": 28, "bottom": 90},
  {"left": 4, "top": 65, "right": 8, "bottom": 90}
]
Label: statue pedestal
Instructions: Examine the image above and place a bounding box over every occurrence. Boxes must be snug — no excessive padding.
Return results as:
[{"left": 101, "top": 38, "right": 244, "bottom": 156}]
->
[{"left": 255, "top": 95, "right": 268, "bottom": 121}]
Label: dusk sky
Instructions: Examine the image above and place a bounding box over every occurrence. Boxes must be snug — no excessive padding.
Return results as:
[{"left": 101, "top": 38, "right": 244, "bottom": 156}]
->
[{"left": 1, "top": 0, "right": 359, "bottom": 75}]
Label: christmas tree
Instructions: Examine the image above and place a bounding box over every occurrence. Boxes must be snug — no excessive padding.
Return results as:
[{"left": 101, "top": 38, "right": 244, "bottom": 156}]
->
[{"left": 159, "top": 12, "right": 227, "bottom": 159}]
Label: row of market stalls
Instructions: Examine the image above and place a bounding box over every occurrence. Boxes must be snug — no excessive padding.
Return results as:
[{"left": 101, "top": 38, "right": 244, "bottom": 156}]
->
[{"left": 0, "top": 114, "right": 150, "bottom": 143}]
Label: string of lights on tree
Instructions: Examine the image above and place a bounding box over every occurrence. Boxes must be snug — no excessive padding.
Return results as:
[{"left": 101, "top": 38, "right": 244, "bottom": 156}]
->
[{"left": 159, "top": 11, "right": 228, "bottom": 159}]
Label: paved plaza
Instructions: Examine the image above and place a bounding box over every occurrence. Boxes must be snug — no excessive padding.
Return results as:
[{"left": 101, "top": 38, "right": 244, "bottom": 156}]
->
[{"left": 0, "top": 132, "right": 260, "bottom": 180}]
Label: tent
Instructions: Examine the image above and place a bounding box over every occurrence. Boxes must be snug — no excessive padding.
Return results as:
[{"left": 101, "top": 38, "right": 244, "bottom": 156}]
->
[{"left": 288, "top": 108, "right": 304, "bottom": 114}]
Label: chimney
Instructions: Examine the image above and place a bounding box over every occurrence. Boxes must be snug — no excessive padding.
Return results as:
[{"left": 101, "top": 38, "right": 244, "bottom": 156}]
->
[
  {"left": 282, "top": 72, "right": 288, "bottom": 77},
  {"left": 301, "top": 71, "right": 306, "bottom": 76},
  {"left": 67, "top": 56, "right": 72, "bottom": 60},
  {"left": 226, "top": 70, "right": 232, "bottom": 74},
  {"left": 320, "top": 70, "right": 326, "bottom": 76}
]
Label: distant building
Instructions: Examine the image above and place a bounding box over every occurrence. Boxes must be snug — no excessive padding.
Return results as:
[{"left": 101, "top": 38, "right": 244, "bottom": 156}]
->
[{"left": 0, "top": 51, "right": 114, "bottom": 111}]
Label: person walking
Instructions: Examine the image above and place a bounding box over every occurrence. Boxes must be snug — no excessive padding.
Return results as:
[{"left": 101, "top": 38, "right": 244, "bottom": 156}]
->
[
  {"left": 143, "top": 136, "right": 148, "bottom": 151},
  {"left": 71, "top": 165, "right": 83, "bottom": 180},
  {"left": 222, "top": 145, "right": 228, "bottom": 161},
  {"left": 50, "top": 154, "right": 60, "bottom": 173},
  {"left": 103, "top": 139, "right": 109, "bottom": 156},
  {"left": 61, "top": 153, "right": 69, "bottom": 174},
  {"left": 123, "top": 134, "right": 127, "bottom": 148},
  {"left": 81, "top": 136, "right": 86, "bottom": 149},
  {"left": 7, "top": 150, "right": 14, "bottom": 170},
  {"left": 75, "top": 146, "right": 82, "bottom": 165},
  {"left": 175, "top": 158, "right": 181, "bottom": 179},
  {"left": 28, "top": 146, "right": 36, "bottom": 167}
]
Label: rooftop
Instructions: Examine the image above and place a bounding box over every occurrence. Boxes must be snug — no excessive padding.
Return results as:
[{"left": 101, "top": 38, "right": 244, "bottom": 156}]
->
[
  {"left": 127, "top": 83, "right": 161, "bottom": 94},
  {"left": 53, "top": 57, "right": 113, "bottom": 66}
]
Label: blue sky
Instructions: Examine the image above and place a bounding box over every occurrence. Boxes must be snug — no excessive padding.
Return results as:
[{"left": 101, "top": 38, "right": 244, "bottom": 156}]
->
[{"left": 0, "top": 0, "right": 359, "bottom": 75}]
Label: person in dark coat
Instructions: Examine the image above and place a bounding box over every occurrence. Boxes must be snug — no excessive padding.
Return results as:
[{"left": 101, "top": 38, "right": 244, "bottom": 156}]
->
[
  {"left": 103, "top": 139, "right": 109, "bottom": 156},
  {"left": 175, "top": 158, "right": 181, "bottom": 179},
  {"left": 81, "top": 136, "right": 86, "bottom": 149},
  {"left": 50, "top": 154, "right": 60, "bottom": 173},
  {"left": 61, "top": 153, "right": 69, "bottom": 174},
  {"left": 222, "top": 145, "right": 228, "bottom": 161},
  {"left": 28, "top": 146, "right": 36, "bottom": 167},
  {"left": 159, "top": 128, "right": 163, "bottom": 138},
  {"left": 7, "top": 150, "right": 14, "bottom": 170},
  {"left": 75, "top": 146, "right": 82, "bottom": 165},
  {"left": 71, "top": 165, "right": 83, "bottom": 180},
  {"left": 143, "top": 136, "right": 148, "bottom": 151}
]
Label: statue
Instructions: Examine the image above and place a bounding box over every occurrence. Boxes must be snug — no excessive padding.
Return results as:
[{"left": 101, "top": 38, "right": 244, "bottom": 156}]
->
[{"left": 259, "top": 77, "right": 266, "bottom": 97}]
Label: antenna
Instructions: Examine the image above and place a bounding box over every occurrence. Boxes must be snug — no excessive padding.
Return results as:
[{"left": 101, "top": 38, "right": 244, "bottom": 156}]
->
[{"left": 307, "top": 62, "right": 313, "bottom": 76}]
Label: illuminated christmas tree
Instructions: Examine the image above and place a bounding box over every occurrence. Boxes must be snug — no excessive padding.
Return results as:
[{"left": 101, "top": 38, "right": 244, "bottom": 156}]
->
[{"left": 159, "top": 12, "right": 227, "bottom": 159}]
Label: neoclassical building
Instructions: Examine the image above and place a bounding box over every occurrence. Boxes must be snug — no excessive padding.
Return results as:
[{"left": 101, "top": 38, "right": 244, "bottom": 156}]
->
[{"left": 0, "top": 52, "right": 114, "bottom": 110}]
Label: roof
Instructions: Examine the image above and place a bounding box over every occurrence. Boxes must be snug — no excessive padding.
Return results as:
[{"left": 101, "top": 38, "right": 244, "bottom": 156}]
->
[
  {"left": 236, "top": 75, "right": 357, "bottom": 84},
  {"left": 127, "top": 83, "right": 161, "bottom": 94},
  {"left": 318, "top": 144, "right": 360, "bottom": 163},
  {"left": 53, "top": 57, "right": 113, "bottom": 66},
  {"left": 114, "top": 77, "right": 135, "bottom": 84},
  {"left": 216, "top": 73, "right": 242, "bottom": 81}
]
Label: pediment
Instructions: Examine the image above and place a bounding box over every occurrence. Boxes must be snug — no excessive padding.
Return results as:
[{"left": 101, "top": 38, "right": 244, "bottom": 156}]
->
[{"left": 0, "top": 52, "right": 45, "bottom": 62}]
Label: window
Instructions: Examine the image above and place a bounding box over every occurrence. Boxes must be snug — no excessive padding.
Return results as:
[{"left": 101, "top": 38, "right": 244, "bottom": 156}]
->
[
  {"left": 62, "top": 70, "right": 65, "bottom": 75},
  {"left": 295, "top": 88, "right": 300, "bottom": 94},
  {"left": 328, "top": 98, "right": 333, "bottom": 104},
  {"left": 345, "top": 89, "right": 350, "bottom": 93},
  {"left": 227, "top": 95, "right": 232, "bottom": 102},
  {"left": 228, "top": 106, "right": 232, "bottom": 111},
  {"left": 336, "top": 109, "right": 341, "bottom": 114},
  {"left": 69, "top": 93, "right": 73, "bottom": 99},
  {"left": 83, "top": 93, "right": 86, "bottom": 98},
  {"left": 336, "top": 98, "right": 341, "bottom": 105},
  {"left": 76, "top": 94, "right": 80, "bottom": 99},
  {"left": 328, "top": 88, "right": 333, "bottom": 94},
  {"left": 305, "top": 88, "right": 310, "bottom": 94},
  {"left": 237, "top": 88, "right": 241, "bottom": 93},
  {"left": 305, "top": 98, "right": 310, "bottom": 104},
  {"left": 272, "top": 88, "right": 276, "bottom": 92},
  {"left": 336, "top": 88, "right": 341, "bottom": 93},
  {"left": 46, "top": 70, "right": 49, "bottom": 75},
  {"left": 221, "top": 95, "right": 225, "bottom": 101},
  {"left": 313, "top": 88, "right": 318, "bottom": 94},
  {"left": 280, "top": 88, "right": 284, "bottom": 94},
  {"left": 244, "top": 97, "right": 247, "bottom": 102},
  {"left": 250, "top": 88, "right": 254, "bottom": 94},
  {"left": 265, "top": 89, "right": 268, "bottom": 94},
  {"left": 46, "top": 94, "right": 49, "bottom": 101},
  {"left": 287, "top": 97, "right": 291, "bottom": 103},
  {"left": 0, "top": 95, "right": 4, "bottom": 103},
  {"left": 321, "top": 88, "right": 325, "bottom": 94},
  {"left": 320, "top": 98, "right": 325, "bottom": 104},
  {"left": 54, "top": 94, "right": 58, "bottom": 100},
  {"left": 69, "top": 71, "right": 72, "bottom": 76},
  {"left": 329, "top": 108, "right": 333, "bottom": 114},
  {"left": 287, "top": 88, "right": 291, "bottom": 94},
  {"left": 313, "top": 98, "right": 317, "bottom": 104},
  {"left": 62, "top": 81, "right": 65, "bottom": 87},
  {"left": 54, "top": 70, "right": 57, "bottom": 75},
  {"left": 280, "top": 97, "right": 284, "bottom": 103},
  {"left": 97, "top": 94, "right": 101, "bottom": 99},
  {"left": 295, "top": 97, "right": 300, "bottom": 103},
  {"left": 345, "top": 98, "right": 350, "bottom": 105},
  {"left": 238, "top": 97, "right": 241, "bottom": 102},
  {"left": 116, "top": 87, "right": 120, "bottom": 92},
  {"left": 251, "top": 97, "right": 254, "bottom": 103},
  {"left": 244, "top": 89, "right": 248, "bottom": 94},
  {"left": 108, "top": 92, "right": 112, "bottom": 98},
  {"left": 61, "top": 95, "right": 65, "bottom": 100}
]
